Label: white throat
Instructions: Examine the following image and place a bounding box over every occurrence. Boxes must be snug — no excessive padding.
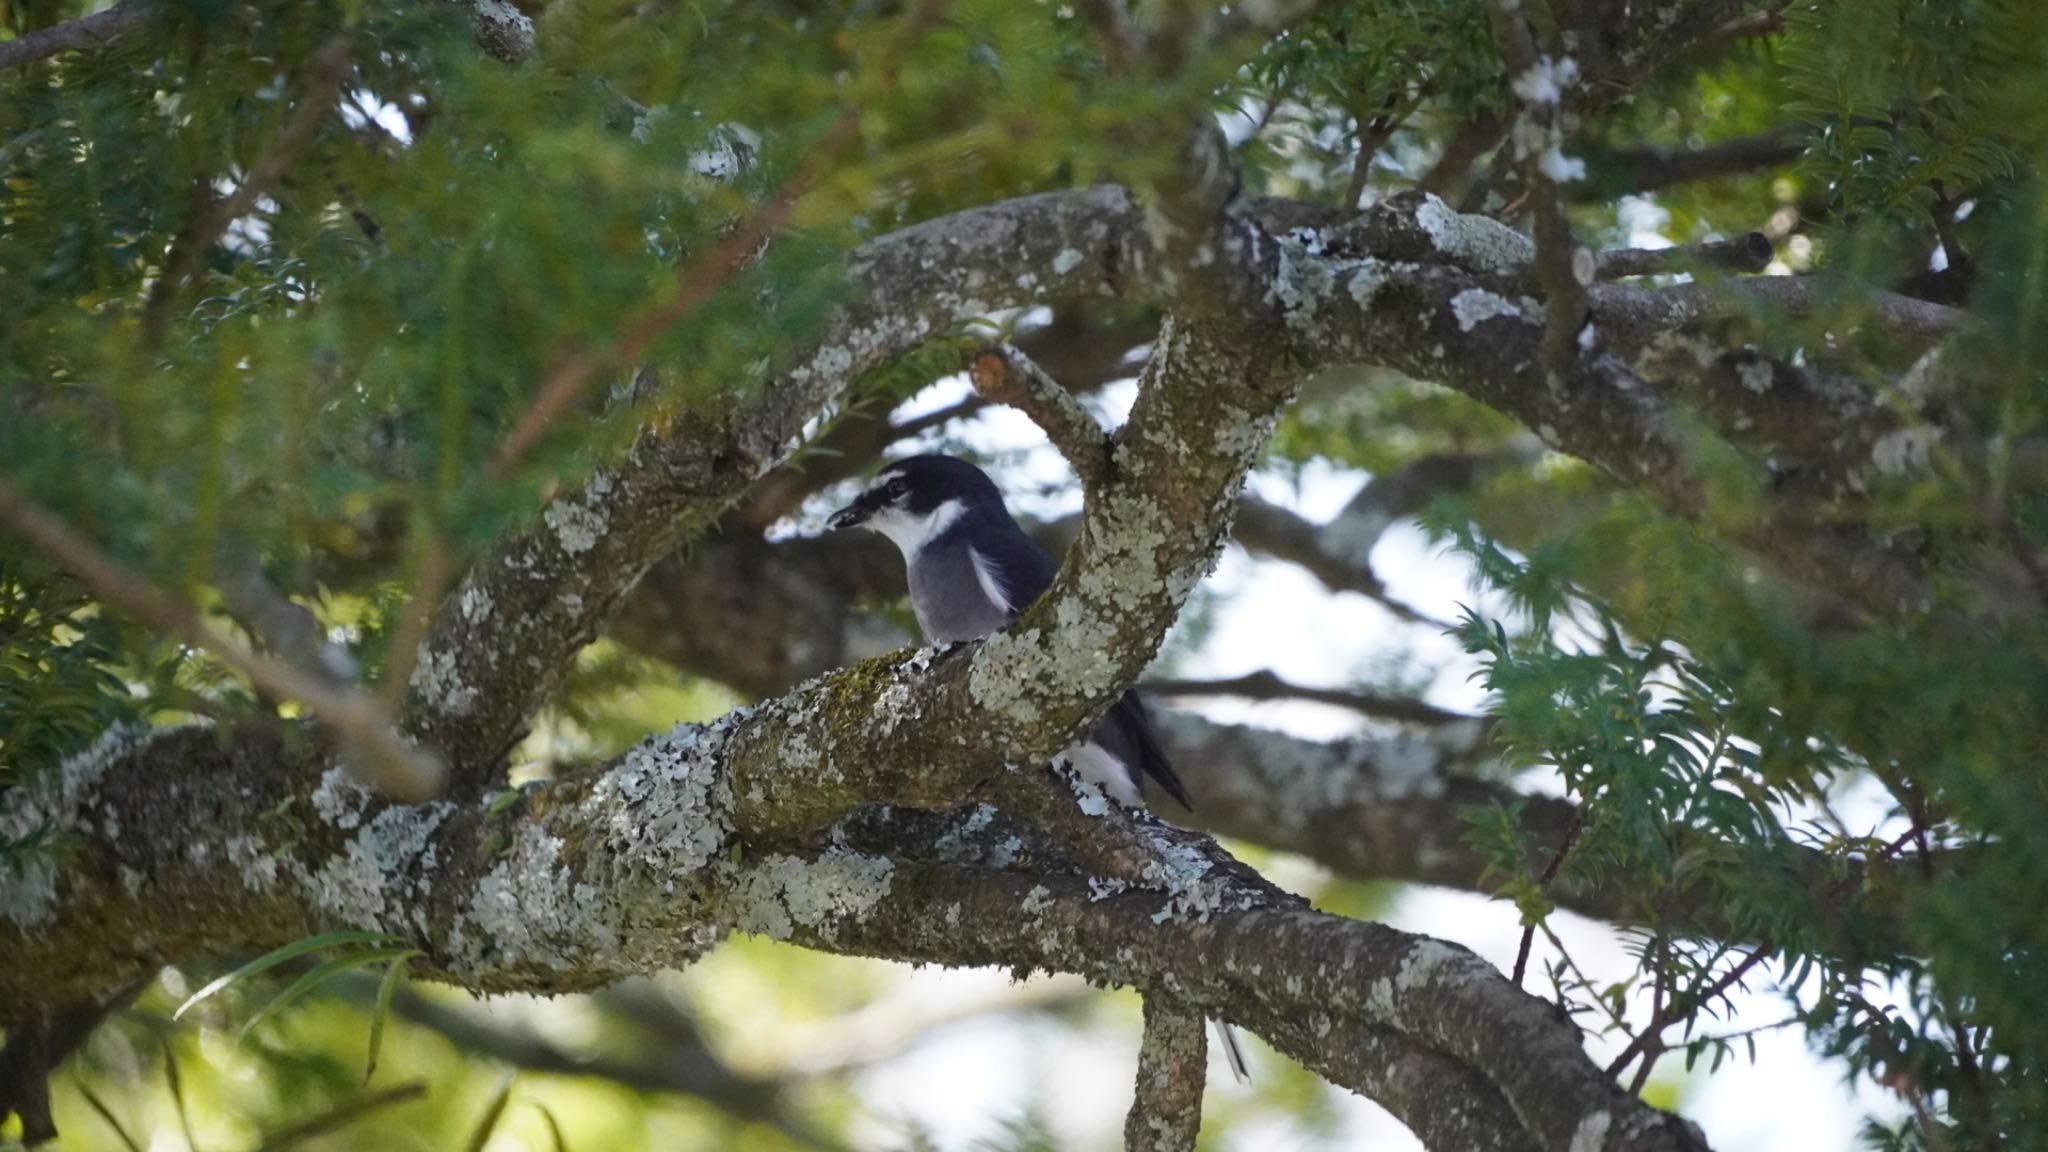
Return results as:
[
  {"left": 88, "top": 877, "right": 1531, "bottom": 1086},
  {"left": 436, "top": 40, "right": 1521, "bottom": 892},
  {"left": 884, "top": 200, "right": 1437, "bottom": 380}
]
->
[{"left": 869, "top": 498, "right": 965, "bottom": 559}]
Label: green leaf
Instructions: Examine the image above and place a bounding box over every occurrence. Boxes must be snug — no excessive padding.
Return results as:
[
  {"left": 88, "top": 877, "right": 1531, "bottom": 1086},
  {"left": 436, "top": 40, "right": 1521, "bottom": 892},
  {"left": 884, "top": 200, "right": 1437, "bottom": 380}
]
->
[
  {"left": 364, "top": 950, "right": 421, "bottom": 1081},
  {"left": 174, "top": 930, "right": 405, "bottom": 1020},
  {"left": 532, "top": 1101, "right": 571, "bottom": 1152},
  {"left": 463, "top": 1071, "right": 518, "bottom": 1152},
  {"left": 239, "top": 947, "right": 420, "bottom": 1041}
]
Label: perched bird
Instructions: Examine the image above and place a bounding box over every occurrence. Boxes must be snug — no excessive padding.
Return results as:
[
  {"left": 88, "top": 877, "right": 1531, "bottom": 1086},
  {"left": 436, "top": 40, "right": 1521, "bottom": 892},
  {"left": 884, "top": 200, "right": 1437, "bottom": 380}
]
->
[{"left": 829, "top": 452, "right": 1250, "bottom": 1082}]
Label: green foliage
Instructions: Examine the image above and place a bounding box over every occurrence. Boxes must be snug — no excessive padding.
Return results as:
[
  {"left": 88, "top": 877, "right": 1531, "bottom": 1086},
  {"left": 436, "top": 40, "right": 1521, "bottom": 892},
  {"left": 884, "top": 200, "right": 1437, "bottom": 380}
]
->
[
  {"left": 1436, "top": 505, "right": 2048, "bottom": 1149},
  {"left": 173, "top": 929, "right": 417, "bottom": 1069},
  {"left": 0, "top": 563, "right": 132, "bottom": 792},
  {"left": 1780, "top": 0, "right": 2041, "bottom": 223},
  {"left": 1235, "top": 0, "right": 1502, "bottom": 195}
]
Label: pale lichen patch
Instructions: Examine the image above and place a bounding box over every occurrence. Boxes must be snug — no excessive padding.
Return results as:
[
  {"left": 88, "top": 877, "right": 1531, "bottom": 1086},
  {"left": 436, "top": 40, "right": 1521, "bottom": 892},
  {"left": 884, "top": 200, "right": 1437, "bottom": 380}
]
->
[
  {"left": 1570, "top": 1109, "right": 1612, "bottom": 1152},
  {"left": 1414, "top": 195, "right": 1536, "bottom": 273},
  {"left": 450, "top": 823, "right": 596, "bottom": 969},
  {"left": 1265, "top": 237, "right": 1338, "bottom": 334},
  {"left": 543, "top": 497, "right": 606, "bottom": 556},
  {"left": 723, "top": 850, "right": 894, "bottom": 943},
  {"left": 304, "top": 802, "right": 452, "bottom": 931},
  {"left": 1451, "top": 288, "right": 1523, "bottom": 332},
  {"left": 407, "top": 648, "right": 477, "bottom": 717},
  {"left": 227, "top": 834, "right": 278, "bottom": 893},
  {"left": 0, "top": 723, "right": 176, "bottom": 928},
  {"left": 589, "top": 720, "right": 739, "bottom": 884},
  {"left": 311, "top": 765, "right": 373, "bottom": 831},
  {"left": 1345, "top": 259, "right": 1390, "bottom": 308},
  {"left": 1872, "top": 424, "right": 1941, "bottom": 476},
  {"left": 1375, "top": 736, "right": 1446, "bottom": 799}
]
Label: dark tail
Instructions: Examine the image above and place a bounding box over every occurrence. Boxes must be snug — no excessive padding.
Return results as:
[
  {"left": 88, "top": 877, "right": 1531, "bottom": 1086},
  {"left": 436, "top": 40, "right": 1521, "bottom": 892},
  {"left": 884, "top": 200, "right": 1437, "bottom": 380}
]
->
[{"left": 1108, "top": 691, "right": 1194, "bottom": 811}]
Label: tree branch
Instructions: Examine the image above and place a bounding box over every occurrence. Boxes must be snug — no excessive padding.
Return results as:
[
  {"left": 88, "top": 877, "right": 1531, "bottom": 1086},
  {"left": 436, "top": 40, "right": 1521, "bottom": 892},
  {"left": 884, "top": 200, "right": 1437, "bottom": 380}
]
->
[
  {"left": 1595, "top": 233, "right": 1774, "bottom": 279},
  {"left": 1125, "top": 998, "right": 1206, "bottom": 1152},
  {"left": 397, "top": 185, "right": 1153, "bottom": 792},
  {"left": 1142, "top": 669, "right": 1474, "bottom": 726},
  {"left": 0, "top": 717, "right": 1707, "bottom": 1152},
  {"left": 969, "top": 344, "right": 1114, "bottom": 489},
  {"left": 1488, "top": 0, "right": 1594, "bottom": 378},
  {"left": 0, "top": 473, "right": 442, "bottom": 800},
  {"left": 1575, "top": 129, "right": 1805, "bottom": 199},
  {"left": 0, "top": 0, "right": 156, "bottom": 71}
]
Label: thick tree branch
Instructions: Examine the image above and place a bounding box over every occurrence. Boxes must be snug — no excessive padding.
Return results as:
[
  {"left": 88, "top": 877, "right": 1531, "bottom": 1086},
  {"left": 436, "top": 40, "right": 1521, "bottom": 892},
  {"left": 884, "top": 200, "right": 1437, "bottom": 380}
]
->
[
  {"left": 1576, "top": 129, "right": 1805, "bottom": 199},
  {"left": 410, "top": 162, "right": 1962, "bottom": 802},
  {"left": 600, "top": 524, "right": 1927, "bottom": 961},
  {"left": 7, "top": 228, "right": 1711, "bottom": 1147},
  {"left": 0, "top": 716, "right": 1705, "bottom": 1152},
  {"left": 0, "top": 0, "right": 155, "bottom": 71},
  {"left": 1125, "top": 998, "right": 1206, "bottom": 1152}
]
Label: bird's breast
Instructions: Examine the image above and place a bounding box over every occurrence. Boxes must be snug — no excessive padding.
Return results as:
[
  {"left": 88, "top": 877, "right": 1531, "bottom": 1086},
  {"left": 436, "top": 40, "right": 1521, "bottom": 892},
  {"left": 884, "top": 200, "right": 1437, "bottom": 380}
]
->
[{"left": 906, "top": 546, "right": 1011, "bottom": 643}]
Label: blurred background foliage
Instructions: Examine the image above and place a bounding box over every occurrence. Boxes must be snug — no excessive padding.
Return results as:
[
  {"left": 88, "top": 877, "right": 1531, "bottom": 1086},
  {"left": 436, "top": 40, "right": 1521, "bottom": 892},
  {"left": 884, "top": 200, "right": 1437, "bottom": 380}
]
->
[{"left": 3, "top": 0, "right": 2048, "bottom": 1148}]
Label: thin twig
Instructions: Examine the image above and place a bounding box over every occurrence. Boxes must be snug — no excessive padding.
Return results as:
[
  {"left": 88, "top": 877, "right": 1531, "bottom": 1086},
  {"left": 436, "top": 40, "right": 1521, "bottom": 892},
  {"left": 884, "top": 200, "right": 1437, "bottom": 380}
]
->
[
  {"left": 0, "top": 0, "right": 156, "bottom": 70},
  {"left": 1596, "top": 233, "right": 1774, "bottom": 280},
  {"left": 1489, "top": 0, "right": 1593, "bottom": 377},
  {"left": 969, "top": 344, "right": 1113, "bottom": 489},
  {"left": 1604, "top": 945, "right": 1771, "bottom": 1079},
  {"left": 77, "top": 1082, "right": 143, "bottom": 1152},
  {"left": 1511, "top": 806, "right": 1585, "bottom": 985},
  {"left": 1141, "top": 669, "right": 1474, "bottom": 727},
  {"left": 1628, "top": 936, "right": 1672, "bottom": 1094},
  {"left": 139, "top": 34, "right": 355, "bottom": 351},
  {"left": 254, "top": 1081, "right": 428, "bottom": 1152},
  {"left": 216, "top": 542, "right": 360, "bottom": 687},
  {"left": 0, "top": 472, "right": 444, "bottom": 800}
]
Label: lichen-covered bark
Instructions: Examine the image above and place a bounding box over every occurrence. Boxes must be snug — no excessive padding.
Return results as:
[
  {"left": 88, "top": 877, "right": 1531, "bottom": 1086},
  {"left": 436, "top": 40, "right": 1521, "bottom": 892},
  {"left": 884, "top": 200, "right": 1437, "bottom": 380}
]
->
[
  {"left": 1125, "top": 1000, "right": 1206, "bottom": 1152},
  {"left": 0, "top": 716, "right": 1705, "bottom": 1152}
]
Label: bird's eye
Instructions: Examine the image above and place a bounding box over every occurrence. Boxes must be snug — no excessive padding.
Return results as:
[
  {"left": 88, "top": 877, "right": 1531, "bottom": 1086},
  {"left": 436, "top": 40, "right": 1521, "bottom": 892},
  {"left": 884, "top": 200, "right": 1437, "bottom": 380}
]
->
[{"left": 884, "top": 478, "right": 909, "bottom": 499}]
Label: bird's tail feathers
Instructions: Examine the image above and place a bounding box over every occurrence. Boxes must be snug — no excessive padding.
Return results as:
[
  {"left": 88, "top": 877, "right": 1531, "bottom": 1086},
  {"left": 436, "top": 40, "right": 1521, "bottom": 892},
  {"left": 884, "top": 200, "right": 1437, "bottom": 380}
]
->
[{"left": 1212, "top": 1018, "right": 1252, "bottom": 1085}]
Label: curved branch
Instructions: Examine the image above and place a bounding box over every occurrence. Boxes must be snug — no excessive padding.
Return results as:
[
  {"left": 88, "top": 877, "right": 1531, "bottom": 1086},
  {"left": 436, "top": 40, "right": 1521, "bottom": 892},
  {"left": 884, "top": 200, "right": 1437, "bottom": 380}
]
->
[
  {"left": 0, "top": 716, "right": 1705, "bottom": 1152},
  {"left": 0, "top": 0, "right": 155, "bottom": 71}
]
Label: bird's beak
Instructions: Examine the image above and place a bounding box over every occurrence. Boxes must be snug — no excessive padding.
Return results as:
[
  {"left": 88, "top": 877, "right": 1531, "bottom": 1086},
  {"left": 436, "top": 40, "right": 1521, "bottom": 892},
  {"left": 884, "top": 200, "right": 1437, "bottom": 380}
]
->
[{"left": 827, "top": 501, "right": 871, "bottom": 530}]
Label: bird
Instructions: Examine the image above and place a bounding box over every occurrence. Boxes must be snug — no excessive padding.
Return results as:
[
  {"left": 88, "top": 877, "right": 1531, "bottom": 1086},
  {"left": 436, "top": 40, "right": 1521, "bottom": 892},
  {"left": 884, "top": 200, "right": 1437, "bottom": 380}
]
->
[{"left": 829, "top": 452, "right": 1250, "bottom": 1083}]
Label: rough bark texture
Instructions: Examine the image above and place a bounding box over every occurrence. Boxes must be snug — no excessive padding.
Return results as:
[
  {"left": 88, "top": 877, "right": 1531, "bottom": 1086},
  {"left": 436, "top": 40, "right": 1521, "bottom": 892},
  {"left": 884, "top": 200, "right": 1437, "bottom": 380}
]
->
[{"left": 1125, "top": 1000, "right": 1206, "bottom": 1152}]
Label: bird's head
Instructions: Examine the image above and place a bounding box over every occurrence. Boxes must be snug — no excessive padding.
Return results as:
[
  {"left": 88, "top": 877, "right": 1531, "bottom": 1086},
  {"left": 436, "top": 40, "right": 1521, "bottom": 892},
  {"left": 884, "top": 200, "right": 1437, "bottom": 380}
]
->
[{"left": 828, "top": 454, "right": 1004, "bottom": 555}]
